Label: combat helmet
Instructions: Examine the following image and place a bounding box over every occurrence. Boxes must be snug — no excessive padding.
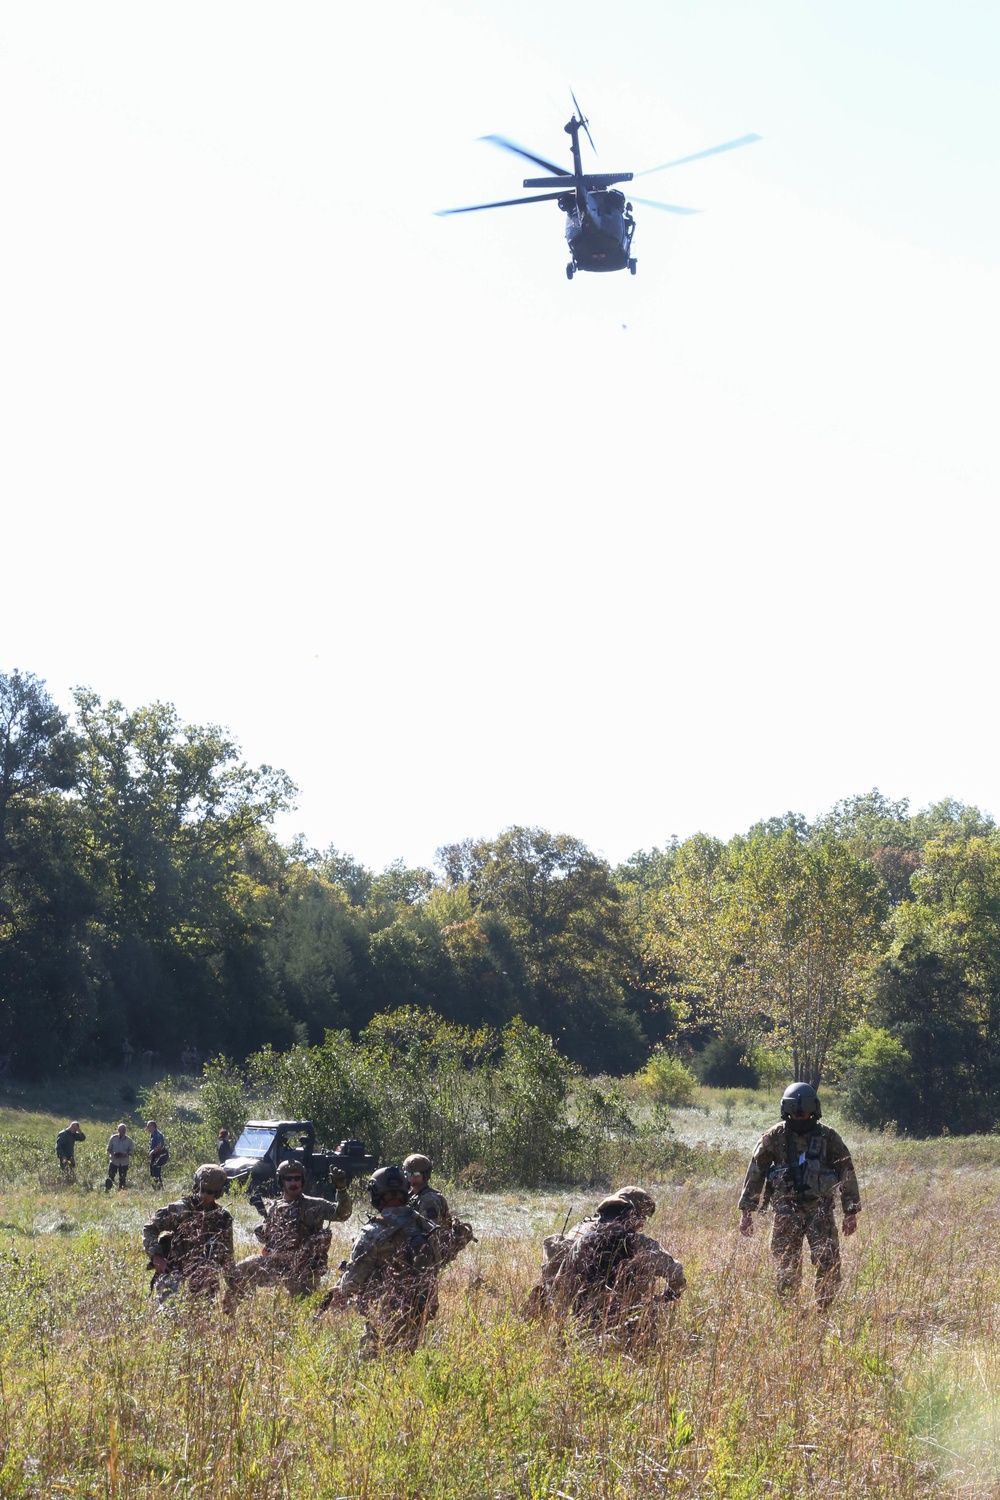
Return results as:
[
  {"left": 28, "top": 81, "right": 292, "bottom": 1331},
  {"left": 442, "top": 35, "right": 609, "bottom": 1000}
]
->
[
  {"left": 616, "top": 1185, "right": 656, "bottom": 1220},
  {"left": 594, "top": 1194, "right": 634, "bottom": 1221},
  {"left": 193, "top": 1163, "right": 228, "bottom": 1196},
  {"left": 780, "top": 1082, "right": 821, "bottom": 1122},
  {"left": 276, "top": 1159, "right": 306, "bottom": 1181},
  {"left": 402, "top": 1153, "right": 432, "bottom": 1179},
  {"left": 368, "top": 1164, "right": 408, "bottom": 1208}
]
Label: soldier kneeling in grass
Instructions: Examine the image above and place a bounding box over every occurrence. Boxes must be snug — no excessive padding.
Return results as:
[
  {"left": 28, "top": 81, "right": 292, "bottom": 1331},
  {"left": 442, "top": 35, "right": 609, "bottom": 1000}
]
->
[
  {"left": 738, "top": 1082, "right": 860, "bottom": 1310},
  {"left": 233, "top": 1159, "right": 352, "bottom": 1298},
  {"left": 142, "top": 1164, "right": 235, "bottom": 1304},
  {"left": 529, "top": 1186, "right": 686, "bottom": 1342},
  {"left": 323, "top": 1165, "right": 475, "bottom": 1359}
]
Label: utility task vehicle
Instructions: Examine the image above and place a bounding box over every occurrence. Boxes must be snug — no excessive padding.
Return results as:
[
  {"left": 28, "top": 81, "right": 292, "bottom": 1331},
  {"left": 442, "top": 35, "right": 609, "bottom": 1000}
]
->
[{"left": 222, "top": 1120, "right": 376, "bottom": 1195}]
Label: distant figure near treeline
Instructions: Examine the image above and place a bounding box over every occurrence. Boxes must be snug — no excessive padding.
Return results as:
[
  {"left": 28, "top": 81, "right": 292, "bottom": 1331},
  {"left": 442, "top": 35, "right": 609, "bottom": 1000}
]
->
[{"left": 55, "top": 1121, "right": 86, "bottom": 1173}]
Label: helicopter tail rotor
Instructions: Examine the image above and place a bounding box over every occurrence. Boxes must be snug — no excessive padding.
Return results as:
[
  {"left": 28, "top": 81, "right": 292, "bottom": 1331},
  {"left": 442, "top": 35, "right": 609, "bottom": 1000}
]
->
[{"left": 570, "top": 89, "right": 596, "bottom": 154}]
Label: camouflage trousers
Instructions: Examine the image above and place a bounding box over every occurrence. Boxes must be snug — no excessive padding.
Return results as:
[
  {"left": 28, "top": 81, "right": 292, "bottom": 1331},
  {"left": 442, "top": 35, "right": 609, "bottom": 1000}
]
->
[
  {"left": 233, "top": 1230, "right": 332, "bottom": 1299},
  {"left": 152, "top": 1258, "right": 232, "bottom": 1306},
  {"left": 358, "top": 1273, "right": 439, "bottom": 1360},
  {"left": 770, "top": 1200, "right": 841, "bottom": 1308}
]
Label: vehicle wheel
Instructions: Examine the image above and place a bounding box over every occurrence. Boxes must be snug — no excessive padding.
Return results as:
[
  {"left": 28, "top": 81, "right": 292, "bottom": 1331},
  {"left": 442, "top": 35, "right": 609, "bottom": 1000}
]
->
[
  {"left": 566, "top": 263, "right": 575, "bottom": 280},
  {"left": 629, "top": 259, "right": 637, "bottom": 275}
]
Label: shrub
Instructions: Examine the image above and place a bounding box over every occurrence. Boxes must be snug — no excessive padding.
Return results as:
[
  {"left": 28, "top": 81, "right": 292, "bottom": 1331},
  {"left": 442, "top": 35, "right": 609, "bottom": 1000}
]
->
[
  {"left": 837, "top": 1025, "right": 918, "bottom": 1129},
  {"left": 632, "top": 1049, "right": 698, "bottom": 1106},
  {"left": 694, "top": 1035, "right": 759, "bottom": 1089}
]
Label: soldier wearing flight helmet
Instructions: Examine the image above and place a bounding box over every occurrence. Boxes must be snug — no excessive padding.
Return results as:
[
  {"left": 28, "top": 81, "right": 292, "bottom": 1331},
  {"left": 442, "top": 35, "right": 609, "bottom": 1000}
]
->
[
  {"left": 739, "top": 1082, "right": 860, "bottom": 1308},
  {"left": 325, "top": 1165, "right": 441, "bottom": 1358}
]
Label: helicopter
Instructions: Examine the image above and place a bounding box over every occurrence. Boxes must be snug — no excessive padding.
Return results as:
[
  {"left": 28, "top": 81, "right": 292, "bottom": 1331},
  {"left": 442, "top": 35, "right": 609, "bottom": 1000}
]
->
[{"left": 437, "top": 94, "right": 760, "bottom": 280}]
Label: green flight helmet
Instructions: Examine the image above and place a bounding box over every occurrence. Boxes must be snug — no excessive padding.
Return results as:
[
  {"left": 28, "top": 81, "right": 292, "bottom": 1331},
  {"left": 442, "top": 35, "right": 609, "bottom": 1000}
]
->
[
  {"left": 276, "top": 1159, "right": 306, "bottom": 1181},
  {"left": 368, "top": 1165, "right": 408, "bottom": 1207},
  {"left": 780, "top": 1082, "right": 821, "bottom": 1122}
]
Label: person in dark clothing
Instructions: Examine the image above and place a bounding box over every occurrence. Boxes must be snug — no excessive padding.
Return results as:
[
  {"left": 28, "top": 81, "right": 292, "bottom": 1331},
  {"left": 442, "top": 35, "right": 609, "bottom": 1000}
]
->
[{"left": 55, "top": 1121, "right": 86, "bottom": 1174}]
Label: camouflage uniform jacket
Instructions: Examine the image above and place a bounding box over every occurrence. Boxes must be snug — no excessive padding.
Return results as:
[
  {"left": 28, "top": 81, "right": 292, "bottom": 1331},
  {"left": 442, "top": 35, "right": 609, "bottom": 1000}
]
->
[
  {"left": 408, "top": 1185, "right": 450, "bottom": 1224},
  {"left": 337, "top": 1206, "right": 439, "bottom": 1298},
  {"left": 255, "top": 1191, "right": 352, "bottom": 1253},
  {"left": 142, "top": 1196, "right": 235, "bottom": 1269},
  {"left": 738, "top": 1122, "right": 861, "bottom": 1214},
  {"left": 543, "top": 1218, "right": 686, "bottom": 1298}
]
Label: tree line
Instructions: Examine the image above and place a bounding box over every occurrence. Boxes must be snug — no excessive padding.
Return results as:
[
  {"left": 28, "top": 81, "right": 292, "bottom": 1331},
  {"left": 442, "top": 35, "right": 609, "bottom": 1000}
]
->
[{"left": 2, "top": 668, "right": 997, "bottom": 1134}]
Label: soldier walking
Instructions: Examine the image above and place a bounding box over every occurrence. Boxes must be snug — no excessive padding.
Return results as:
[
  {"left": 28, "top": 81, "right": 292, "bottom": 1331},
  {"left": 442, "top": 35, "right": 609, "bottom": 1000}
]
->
[
  {"left": 142, "top": 1164, "right": 235, "bottom": 1303},
  {"left": 738, "top": 1082, "right": 861, "bottom": 1309},
  {"left": 234, "top": 1159, "right": 352, "bottom": 1297}
]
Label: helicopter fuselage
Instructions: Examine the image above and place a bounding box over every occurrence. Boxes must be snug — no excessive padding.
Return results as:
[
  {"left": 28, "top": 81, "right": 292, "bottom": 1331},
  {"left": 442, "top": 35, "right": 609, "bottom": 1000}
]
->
[{"left": 560, "top": 188, "right": 635, "bottom": 273}]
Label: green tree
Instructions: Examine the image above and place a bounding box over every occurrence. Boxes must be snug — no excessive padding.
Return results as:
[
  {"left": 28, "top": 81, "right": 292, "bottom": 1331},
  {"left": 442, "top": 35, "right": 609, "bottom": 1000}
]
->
[
  {"left": 438, "top": 826, "right": 647, "bottom": 1071},
  {"left": 653, "top": 828, "right": 887, "bottom": 1083}
]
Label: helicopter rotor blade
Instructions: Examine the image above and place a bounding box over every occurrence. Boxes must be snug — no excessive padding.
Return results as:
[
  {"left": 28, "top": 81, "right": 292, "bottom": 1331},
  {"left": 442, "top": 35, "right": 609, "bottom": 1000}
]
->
[
  {"left": 435, "top": 191, "right": 568, "bottom": 216},
  {"left": 479, "top": 135, "right": 571, "bottom": 176},
  {"left": 570, "top": 89, "right": 597, "bottom": 154},
  {"left": 637, "top": 133, "right": 761, "bottom": 177},
  {"left": 629, "top": 195, "right": 700, "bottom": 215}
]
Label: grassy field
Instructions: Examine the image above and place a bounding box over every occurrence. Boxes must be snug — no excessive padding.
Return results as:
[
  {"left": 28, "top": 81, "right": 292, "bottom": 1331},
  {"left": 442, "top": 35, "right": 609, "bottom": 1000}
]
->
[{"left": 2, "top": 1087, "right": 1000, "bottom": 1497}]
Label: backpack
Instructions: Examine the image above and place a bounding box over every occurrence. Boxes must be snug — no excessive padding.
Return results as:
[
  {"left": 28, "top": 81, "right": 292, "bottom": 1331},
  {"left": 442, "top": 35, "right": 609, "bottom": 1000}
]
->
[{"left": 566, "top": 1221, "right": 636, "bottom": 1291}]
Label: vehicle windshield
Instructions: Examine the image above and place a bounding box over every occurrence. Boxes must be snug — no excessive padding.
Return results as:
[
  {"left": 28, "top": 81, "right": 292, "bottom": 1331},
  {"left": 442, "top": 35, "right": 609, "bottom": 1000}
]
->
[{"left": 232, "top": 1127, "right": 277, "bottom": 1159}]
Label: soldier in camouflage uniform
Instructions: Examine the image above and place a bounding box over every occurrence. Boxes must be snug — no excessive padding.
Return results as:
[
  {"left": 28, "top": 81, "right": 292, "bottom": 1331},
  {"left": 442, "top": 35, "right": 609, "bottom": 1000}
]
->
[
  {"left": 142, "top": 1164, "right": 235, "bottom": 1303},
  {"left": 325, "top": 1165, "right": 444, "bottom": 1359},
  {"left": 403, "top": 1153, "right": 450, "bottom": 1224},
  {"left": 530, "top": 1187, "right": 685, "bottom": 1340},
  {"left": 234, "top": 1159, "right": 352, "bottom": 1297},
  {"left": 739, "top": 1082, "right": 861, "bottom": 1309}
]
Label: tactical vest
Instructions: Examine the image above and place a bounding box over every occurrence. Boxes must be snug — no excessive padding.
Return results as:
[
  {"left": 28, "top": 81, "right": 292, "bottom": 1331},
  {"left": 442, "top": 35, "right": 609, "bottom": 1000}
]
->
[
  {"left": 166, "top": 1203, "right": 232, "bottom": 1268},
  {"left": 767, "top": 1127, "right": 840, "bottom": 1209}
]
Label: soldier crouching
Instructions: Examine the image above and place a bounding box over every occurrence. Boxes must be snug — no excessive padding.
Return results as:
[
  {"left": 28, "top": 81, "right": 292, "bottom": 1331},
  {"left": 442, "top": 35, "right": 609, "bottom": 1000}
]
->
[
  {"left": 531, "top": 1185, "right": 685, "bottom": 1343},
  {"left": 233, "top": 1159, "right": 352, "bottom": 1298},
  {"left": 739, "top": 1082, "right": 861, "bottom": 1310},
  {"left": 324, "top": 1165, "right": 444, "bottom": 1360},
  {"left": 142, "top": 1164, "right": 235, "bottom": 1304}
]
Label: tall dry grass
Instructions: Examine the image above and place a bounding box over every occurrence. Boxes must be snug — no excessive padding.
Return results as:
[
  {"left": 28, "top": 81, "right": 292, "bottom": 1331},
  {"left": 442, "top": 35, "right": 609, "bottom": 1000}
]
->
[{"left": 1, "top": 1135, "right": 999, "bottom": 1499}]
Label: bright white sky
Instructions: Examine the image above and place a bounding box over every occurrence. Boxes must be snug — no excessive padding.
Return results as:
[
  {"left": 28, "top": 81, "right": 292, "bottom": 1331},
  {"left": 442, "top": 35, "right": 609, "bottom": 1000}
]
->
[{"left": 2, "top": 1, "right": 998, "bottom": 871}]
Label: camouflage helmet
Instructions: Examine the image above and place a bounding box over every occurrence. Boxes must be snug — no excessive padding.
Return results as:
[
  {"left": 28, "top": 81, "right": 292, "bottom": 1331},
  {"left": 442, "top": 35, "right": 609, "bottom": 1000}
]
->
[
  {"left": 594, "top": 1194, "right": 633, "bottom": 1220},
  {"left": 402, "top": 1153, "right": 432, "bottom": 1179},
  {"left": 616, "top": 1185, "right": 656, "bottom": 1220},
  {"left": 193, "top": 1164, "right": 228, "bottom": 1195},
  {"left": 368, "top": 1165, "right": 408, "bottom": 1207},
  {"left": 276, "top": 1159, "right": 306, "bottom": 1180},
  {"left": 780, "top": 1082, "right": 821, "bottom": 1121}
]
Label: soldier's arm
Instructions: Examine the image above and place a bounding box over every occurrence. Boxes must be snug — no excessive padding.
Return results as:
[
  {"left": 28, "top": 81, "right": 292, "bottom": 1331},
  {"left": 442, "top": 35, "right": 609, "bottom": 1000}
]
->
[
  {"left": 141, "top": 1203, "right": 182, "bottom": 1257},
  {"left": 826, "top": 1129, "right": 861, "bottom": 1213},
  {"left": 222, "top": 1214, "right": 236, "bottom": 1265},
  {"left": 304, "top": 1193, "right": 353, "bottom": 1226},
  {"left": 632, "top": 1234, "right": 686, "bottom": 1294},
  {"left": 737, "top": 1135, "right": 776, "bottom": 1212}
]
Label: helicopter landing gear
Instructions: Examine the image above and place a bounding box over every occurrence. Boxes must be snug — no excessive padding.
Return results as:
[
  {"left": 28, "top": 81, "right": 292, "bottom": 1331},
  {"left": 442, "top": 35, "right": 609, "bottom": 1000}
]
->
[
  {"left": 566, "top": 262, "right": 575, "bottom": 280},
  {"left": 628, "top": 258, "right": 637, "bottom": 275}
]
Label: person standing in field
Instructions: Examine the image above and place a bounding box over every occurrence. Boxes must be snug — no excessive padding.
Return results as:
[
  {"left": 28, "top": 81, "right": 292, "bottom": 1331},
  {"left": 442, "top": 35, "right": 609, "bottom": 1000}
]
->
[
  {"left": 216, "top": 1128, "right": 231, "bottom": 1163},
  {"left": 738, "top": 1082, "right": 860, "bottom": 1309},
  {"left": 146, "top": 1119, "right": 169, "bottom": 1189},
  {"left": 105, "top": 1122, "right": 136, "bottom": 1191},
  {"left": 55, "top": 1121, "right": 86, "bottom": 1173}
]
